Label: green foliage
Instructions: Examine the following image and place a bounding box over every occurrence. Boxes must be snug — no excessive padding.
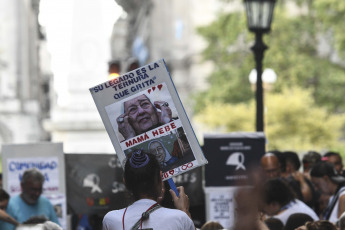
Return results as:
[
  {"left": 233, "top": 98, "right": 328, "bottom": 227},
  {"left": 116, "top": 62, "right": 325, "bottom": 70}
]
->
[
  {"left": 195, "top": 87, "right": 345, "bottom": 152},
  {"left": 193, "top": 13, "right": 254, "bottom": 113},
  {"left": 265, "top": 88, "right": 345, "bottom": 151},
  {"left": 267, "top": 5, "right": 345, "bottom": 112},
  {"left": 194, "top": 1, "right": 345, "bottom": 114},
  {"left": 192, "top": 0, "right": 345, "bottom": 152},
  {"left": 313, "top": 0, "right": 345, "bottom": 55},
  {"left": 195, "top": 100, "right": 254, "bottom": 132}
]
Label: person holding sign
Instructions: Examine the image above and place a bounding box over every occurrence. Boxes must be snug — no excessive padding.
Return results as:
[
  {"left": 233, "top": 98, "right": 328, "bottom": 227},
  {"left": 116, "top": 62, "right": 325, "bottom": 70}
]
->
[
  {"left": 102, "top": 149, "right": 195, "bottom": 230},
  {"left": 117, "top": 94, "right": 174, "bottom": 140},
  {"left": 4, "top": 168, "right": 60, "bottom": 230}
]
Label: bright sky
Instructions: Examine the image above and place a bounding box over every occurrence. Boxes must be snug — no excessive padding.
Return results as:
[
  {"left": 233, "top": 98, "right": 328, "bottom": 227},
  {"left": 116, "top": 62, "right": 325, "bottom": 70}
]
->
[{"left": 38, "top": 0, "right": 123, "bottom": 105}]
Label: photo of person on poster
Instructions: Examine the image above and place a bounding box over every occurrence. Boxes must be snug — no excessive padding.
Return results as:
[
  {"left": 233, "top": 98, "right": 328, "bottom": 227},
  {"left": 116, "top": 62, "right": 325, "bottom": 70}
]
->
[
  {"left": 123, "top": 127, "right": 195, "bottom": 173},
  {"left": 117, "top": 94, "right": 174, "bottom": 140},
  {"left": 92, "top": 60, "right": 208, "bottom": 180},
  {"left": 148, "top": 140, "right": 179, "bottom": 167},
  {"left": 106, "top": 83, "right": 179, "bottom": 142}
]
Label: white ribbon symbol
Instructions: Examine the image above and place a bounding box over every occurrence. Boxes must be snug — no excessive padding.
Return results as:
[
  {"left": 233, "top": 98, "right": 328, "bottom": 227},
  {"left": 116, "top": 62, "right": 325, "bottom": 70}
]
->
[
  {"left": 226, "top": 152, "right": 246, "bottom": 170},
  {"left": 83, "top": 174, "right": 103, "bottom": 193}
]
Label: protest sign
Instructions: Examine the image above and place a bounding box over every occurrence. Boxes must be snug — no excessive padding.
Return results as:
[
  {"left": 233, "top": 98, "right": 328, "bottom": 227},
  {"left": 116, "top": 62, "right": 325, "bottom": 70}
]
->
[
  {"left": 1, "top": 142, "right": 67, "bottom": 229},
  {"left": 65, "top": 153, "right": 127, "bottom": 215},
  {"left": 205, "top": 188, "right": 236, "bottom": 228},
  {"left": 89, "top": 59, "right": 207, "bottom": 180},
  {"left": 204, "top": 132, "right": 266, "bottom": 187},
  {"left": 203, "top": 132, "right": 266, "bottom": 229},
  {"left": 6, "top": 156, "right": 59, "bottom": 195}
]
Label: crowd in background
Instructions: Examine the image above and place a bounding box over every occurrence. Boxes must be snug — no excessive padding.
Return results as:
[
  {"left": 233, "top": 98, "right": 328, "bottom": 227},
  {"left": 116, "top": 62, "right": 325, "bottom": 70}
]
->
[
  {"left": 1, "top": 150, "right": 345, "bottom": 230},
  {"left": 227, "top": 150, "right": 345, "bottom": 230}
]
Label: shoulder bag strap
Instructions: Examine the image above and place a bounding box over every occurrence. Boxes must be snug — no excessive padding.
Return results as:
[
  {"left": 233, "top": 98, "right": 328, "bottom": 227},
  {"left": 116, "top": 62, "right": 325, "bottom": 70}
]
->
[
  {"left": 323, "top": 186, "right": 345, "bottom": 220},
  {"left": 130, "top": 204, "right": 161, "bottom": 230}
]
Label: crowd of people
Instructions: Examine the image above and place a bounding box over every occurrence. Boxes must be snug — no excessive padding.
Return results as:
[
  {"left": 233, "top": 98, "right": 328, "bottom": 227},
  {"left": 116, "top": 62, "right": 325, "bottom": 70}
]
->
[
  {"left": 101, "top": 149, "right": 345, "bottom": 230},
  {"left": 1, "top": 149, "right": 345, "bottom": 230},
  {"left": 193, "top": 150, "right": 345, "bottom": 230},
  {"left": 252, "top": 150, "right": 345, "bottom": 230}
]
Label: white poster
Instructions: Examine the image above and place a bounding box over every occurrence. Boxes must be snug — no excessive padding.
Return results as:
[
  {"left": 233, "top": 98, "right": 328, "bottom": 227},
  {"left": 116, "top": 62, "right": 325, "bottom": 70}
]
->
[
  {"left": 7, "top": 157, "right": 59, "bottom": 195},
  {"left": 46, "top": 193, "right": 67, "bottom": 230},
  {"left": 90, "top": 59, "right": 207, "bottom": 180},
  {"left": 1, "top": 142, "right": 66, "bottom": 229},
  {"left": 205, "top": 187, "right": 236, "bottom": 229}
]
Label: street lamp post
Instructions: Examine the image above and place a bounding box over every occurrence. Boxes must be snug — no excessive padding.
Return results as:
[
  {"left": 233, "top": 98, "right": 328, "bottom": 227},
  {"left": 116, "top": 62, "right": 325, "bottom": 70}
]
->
[{"left": 244, "top": 0, "right": 276, "bottom": 132}]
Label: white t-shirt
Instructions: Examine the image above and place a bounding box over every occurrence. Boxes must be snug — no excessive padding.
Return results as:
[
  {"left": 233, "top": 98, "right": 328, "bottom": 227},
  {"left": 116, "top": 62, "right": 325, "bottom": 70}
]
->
[
  {"left": 328, "top": 188, "right": 345, "bottom": 223},
  {"left": 272, "top": 199, "right": 319, "bottom": 225},
  {"left": 102, "top": 199, "right": 195, "bottom": 230}
]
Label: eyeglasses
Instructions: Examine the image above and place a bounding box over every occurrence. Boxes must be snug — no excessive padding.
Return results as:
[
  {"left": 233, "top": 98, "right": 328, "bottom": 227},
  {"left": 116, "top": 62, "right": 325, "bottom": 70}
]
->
[{"left": 127, "top": 100, "right": 152, "bottom": 115}]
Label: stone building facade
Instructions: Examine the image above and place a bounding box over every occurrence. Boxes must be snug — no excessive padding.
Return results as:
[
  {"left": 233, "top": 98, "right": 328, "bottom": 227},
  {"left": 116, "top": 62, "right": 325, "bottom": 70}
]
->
[{"left": 0, "top": 0, "right": 51, "bottom": 152}]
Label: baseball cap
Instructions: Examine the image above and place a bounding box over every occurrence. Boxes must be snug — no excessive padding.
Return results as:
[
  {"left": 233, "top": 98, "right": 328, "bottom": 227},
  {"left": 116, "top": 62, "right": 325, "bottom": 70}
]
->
[{"left": 310, "top": 161, "right": 345, "bottom": 184}]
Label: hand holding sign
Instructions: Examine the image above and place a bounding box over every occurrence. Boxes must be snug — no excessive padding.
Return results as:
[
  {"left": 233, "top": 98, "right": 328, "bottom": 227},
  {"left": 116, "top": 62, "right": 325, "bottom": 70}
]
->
[
  {"left": 169, "top": 186, "right": 191, "bottom": 219},
  {"left": 168, "top": 178, "right": 179, "bottom": 197}
]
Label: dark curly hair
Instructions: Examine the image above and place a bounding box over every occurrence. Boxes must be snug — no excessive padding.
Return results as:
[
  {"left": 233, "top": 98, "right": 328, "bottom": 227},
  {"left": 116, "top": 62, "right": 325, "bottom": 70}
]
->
[
  {"left": 262, "top": 178, "right": 296, "bottom": 206},
  {"left": 304, "top": 220, "right": 337, "bottom": 230},
  {"left": 124, "top": 151, "right": 162, "bottom": 201}
]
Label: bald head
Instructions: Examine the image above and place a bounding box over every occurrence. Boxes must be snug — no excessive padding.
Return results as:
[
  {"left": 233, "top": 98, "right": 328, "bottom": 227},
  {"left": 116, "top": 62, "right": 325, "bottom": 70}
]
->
[{"left": 261, "top": 153, "right": 281, "bottom": 179}]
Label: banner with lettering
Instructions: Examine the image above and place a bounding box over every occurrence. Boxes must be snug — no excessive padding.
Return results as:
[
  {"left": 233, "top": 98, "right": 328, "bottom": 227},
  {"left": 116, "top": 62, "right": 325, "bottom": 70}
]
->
[
  {"left": 1, "top": 142, "right": 66, "bottom": 229},
  {"left": 90, "top": 59, "right": 207, "bottom": 180},
  {"left": 204, "top": 132, "right": 266, "bottom": 187},
  {"left": 6, "top": 157, "right": 59, "bottom": 195},
  {"left": 65, "top": 153, "right": 128, "bottom": 215}
]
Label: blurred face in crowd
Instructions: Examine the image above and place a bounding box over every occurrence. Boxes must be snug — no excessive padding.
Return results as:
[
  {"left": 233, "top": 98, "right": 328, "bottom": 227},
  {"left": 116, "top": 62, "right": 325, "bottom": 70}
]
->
[
  {"left": 21, "top": 178, "right": 43, "bottom": 205},
  {"left": 124, "top": 95, "right": 159, "bottom": 135},
  {"left": 261, "top": 155, "right": 281, "bottom": 179},
  {"left": 260, "top": 201, "right": 281, "bottom": 216},
  {"left": 326, "top": 155, "right": 343, "bottom": 175},
  {"left": 311, "top": 176, "right": 332, "bottom": 196},
  {"left": 0, "top": 199, "right": 8, "bottom": 210}
]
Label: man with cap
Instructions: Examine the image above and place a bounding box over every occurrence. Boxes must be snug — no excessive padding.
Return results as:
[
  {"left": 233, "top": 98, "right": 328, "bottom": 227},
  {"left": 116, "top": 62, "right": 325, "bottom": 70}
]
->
[{"left": 310, "top": 161, "right": 345, "bottom": 223}]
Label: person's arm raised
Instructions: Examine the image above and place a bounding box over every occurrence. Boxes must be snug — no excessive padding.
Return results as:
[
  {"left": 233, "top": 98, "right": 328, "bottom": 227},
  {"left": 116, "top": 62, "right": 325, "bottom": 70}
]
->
[{"left": 169, "top": 186, "right": 192, "bottom": 219}]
